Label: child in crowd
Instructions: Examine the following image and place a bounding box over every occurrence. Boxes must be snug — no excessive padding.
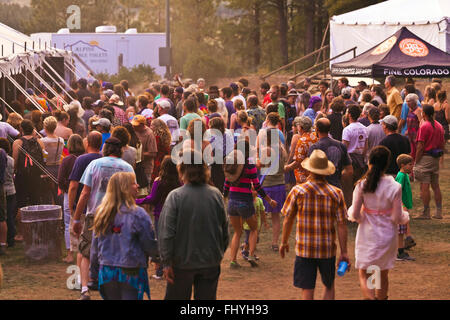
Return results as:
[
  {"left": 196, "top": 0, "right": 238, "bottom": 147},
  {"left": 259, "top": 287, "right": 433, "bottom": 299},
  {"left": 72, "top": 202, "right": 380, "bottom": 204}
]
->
[
  {"left": 241, "top": 189, "right": 268, "bottom": 261},
  {"left": 395, "top": 154, "right": 416, "bottom": 261}
]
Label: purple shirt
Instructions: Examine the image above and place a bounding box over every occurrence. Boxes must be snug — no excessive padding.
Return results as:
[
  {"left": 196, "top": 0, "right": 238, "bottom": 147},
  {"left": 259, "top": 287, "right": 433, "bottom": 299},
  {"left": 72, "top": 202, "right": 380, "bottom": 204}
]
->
[
  {"left": 225, "top": 100, "right": 235, "bottom": 128},
  {"left": 136, "top": 179, "right": 181, "bottom": 219}
]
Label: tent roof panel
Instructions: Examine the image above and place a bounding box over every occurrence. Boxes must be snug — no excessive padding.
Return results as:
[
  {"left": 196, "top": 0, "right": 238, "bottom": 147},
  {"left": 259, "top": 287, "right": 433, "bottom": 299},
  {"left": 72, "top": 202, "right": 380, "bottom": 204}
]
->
[{"left": 332, "top": 0, "right": 450, "bottom": 25}]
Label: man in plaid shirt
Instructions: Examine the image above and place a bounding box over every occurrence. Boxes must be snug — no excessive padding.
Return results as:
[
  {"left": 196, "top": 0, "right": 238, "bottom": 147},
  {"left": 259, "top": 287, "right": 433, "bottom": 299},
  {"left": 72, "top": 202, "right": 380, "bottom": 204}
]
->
[{"left": 280, "top": 149, "right": 350, "bottom": 300}]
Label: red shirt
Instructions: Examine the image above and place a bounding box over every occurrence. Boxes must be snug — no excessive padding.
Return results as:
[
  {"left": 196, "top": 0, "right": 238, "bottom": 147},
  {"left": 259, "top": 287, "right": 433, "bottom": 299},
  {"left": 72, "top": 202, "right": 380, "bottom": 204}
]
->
[
  {"left": 416, "top": 120, "right": 444, "bottom": 152},
  {"left": 262, "top": 94, "right": 272, "bottom": 107}
]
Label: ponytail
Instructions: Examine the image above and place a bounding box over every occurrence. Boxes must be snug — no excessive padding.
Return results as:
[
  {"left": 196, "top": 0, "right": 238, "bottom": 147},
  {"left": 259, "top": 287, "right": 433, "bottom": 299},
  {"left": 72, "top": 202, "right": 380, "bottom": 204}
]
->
[
  {"left": 359, "top": 146, "right": 391, "bottom": 193},
  {"left": 362, "top": 164, "right": 384, "bottom": 193}
]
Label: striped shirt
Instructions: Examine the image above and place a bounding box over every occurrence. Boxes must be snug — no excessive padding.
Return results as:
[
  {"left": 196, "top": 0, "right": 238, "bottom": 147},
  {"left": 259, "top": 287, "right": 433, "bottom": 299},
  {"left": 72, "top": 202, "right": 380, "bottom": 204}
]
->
[
  {"left": 281, "top": 178, "right": 347, "bottom": 259},
  {"left": 223, "top": 163, "right": 267, "bottom": 201}
]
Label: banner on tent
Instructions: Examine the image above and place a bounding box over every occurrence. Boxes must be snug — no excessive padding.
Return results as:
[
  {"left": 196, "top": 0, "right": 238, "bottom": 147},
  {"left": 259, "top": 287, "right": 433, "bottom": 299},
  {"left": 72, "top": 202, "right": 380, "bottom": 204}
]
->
[{"left": 332, "top": 65, "right": 450, "bottom": 78}]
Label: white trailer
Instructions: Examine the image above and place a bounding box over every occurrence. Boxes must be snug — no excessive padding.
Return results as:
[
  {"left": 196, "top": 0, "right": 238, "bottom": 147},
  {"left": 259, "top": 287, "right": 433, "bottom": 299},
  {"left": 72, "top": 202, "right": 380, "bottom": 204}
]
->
[{"left": 31, "top": 27, "right": 166, "bottom": 78}]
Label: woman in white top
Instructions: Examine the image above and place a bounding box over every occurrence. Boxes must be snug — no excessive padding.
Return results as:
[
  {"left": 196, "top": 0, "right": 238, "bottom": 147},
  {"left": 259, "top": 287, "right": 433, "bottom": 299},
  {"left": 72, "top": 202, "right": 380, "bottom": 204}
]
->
[
  {"left": 348, "top": 146, "right": 409, "bottom": 300},
  {"left": 41, "top": 116, "right": 64, "bottom": 205}
]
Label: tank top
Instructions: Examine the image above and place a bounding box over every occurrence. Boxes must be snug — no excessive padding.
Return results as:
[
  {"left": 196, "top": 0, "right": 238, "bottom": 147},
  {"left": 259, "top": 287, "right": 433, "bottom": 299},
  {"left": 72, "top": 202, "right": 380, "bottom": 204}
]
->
[
  {"left": 434, "top": 107, "right": 449, "bottom": 139},
  {"left": 42, "top": 137, "right": 64, "bottom": 166}
]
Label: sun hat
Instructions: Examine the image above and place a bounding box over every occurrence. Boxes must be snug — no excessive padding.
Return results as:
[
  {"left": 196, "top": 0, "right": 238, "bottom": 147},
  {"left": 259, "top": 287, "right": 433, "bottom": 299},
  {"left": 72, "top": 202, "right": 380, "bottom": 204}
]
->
[
  {"left": 109, "top": 94, "right": 124, "bottom": 106},
  {"left": 380, "top": 115, "right": 398, "bottom": 126},
  {"left": 92, "top": 118, "right": 111, "bottom": 128},
  {"left": 223, "top": 149, "right": 245, "bottom": 183},
  {"left": 131, "top": 115, "right": 147, "bottom": 126},
  {"left": 157, "top": 100, "right": 171, "bottom": 109},
  {"left": 63, "top": 100, "right": 85, "bottom": 118},
  {"left": 301, "top": 149, "right": 336, "bottom": 176}
]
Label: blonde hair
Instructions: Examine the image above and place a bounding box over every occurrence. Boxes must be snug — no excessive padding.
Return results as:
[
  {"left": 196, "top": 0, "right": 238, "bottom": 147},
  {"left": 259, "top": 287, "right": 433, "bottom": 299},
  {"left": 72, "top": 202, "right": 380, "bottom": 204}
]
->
[
  {"left": 43, "top": 116, "right": 58, "bottom": 133},
  {"left": 151, "top": 118, "right": 172, "bottom": 149},
  {"left": 92, "top": 172, "right": 137, "bottom": 237}
]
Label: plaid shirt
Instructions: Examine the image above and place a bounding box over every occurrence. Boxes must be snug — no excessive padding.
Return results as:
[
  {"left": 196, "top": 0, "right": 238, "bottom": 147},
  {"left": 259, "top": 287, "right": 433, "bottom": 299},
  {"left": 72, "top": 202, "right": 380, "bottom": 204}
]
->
[{"left": 281, "top": 178, "right": 347, "bottom": 259}]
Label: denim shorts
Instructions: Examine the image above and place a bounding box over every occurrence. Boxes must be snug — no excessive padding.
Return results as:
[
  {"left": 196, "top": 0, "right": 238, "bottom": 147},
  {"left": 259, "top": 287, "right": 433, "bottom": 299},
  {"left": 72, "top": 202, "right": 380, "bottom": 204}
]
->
[{"left": 227, "top": 199, "right": 255, "bottom": 220}]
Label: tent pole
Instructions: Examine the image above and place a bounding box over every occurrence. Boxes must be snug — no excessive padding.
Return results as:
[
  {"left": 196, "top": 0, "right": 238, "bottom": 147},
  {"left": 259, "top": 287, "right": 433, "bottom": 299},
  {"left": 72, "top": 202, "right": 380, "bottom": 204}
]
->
[
  {"left": 40, "top": 59, "right": 75, "bottom": 100},
  {"left": 41, "top": 55, "right": 72, "bottom": 89},
  {"left": 1, "top": 77, "right": 5, "bottom": 119},
  {"left": 0, "top": 66, "right": 45, "bottom": 112},
  {"left": 24, "top": 63, "right": 66, "bottom": 105}
]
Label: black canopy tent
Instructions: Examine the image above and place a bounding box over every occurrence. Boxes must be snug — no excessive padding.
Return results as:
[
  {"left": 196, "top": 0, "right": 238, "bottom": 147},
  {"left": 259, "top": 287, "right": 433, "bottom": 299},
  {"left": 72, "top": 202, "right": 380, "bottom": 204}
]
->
[{"left": 331, "top": 27, "right": 450, "bottom": 78}]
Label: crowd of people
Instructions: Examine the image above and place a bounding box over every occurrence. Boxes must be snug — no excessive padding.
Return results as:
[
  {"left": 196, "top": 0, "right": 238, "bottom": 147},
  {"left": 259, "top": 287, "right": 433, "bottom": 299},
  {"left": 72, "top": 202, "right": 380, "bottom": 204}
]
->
[{"left": 0, "top": 73, "right": 447, "bottom": 300}]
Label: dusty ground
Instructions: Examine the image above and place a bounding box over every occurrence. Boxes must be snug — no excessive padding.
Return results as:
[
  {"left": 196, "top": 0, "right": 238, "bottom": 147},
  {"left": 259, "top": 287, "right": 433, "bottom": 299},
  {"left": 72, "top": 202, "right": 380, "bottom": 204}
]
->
[{"left": 1, "top": 157, "right": 449, "bottom": 300}]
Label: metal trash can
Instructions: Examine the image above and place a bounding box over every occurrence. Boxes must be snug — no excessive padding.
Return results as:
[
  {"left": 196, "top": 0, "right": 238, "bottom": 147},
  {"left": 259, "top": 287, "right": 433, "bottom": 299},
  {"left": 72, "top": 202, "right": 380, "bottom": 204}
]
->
[{"left": 20, "top": 205, "right": 63, "bottom": 262}]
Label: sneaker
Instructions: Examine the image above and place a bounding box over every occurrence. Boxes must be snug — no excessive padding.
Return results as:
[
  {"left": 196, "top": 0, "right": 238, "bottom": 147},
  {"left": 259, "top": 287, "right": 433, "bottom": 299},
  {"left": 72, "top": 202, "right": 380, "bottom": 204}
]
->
[
  {"left": 87, "top": 280, "right": 98, "bottom": 291},
  {"left": 78, "top": 291, "right": 91, "bottom": 300},
  {"left": 247, "top": 256, "right": 258, "bottom": 267},
  {"left": 396, "top": 251, "right": 416, "bottom": 261},
  {"left": 230, "top": 261, "right": 241, "bottom": 269},
  {"left": 152, "top": 275, "right": 164, "bottom": 280},
  {"left": 404, "top": 236, "right": 416, "bottom": 250},
  {"left": 241, "top": 249, "right": 249, "bottom": 261},
  {"left": 253, "top": 254, "right": 260, "bottom": 261}
]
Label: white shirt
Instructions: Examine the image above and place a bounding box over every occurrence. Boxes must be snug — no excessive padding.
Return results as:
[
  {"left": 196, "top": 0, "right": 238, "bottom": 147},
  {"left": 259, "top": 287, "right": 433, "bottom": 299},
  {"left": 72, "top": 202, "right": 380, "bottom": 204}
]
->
[
  {"left": 159, "top": 113, "right": 180, "bottom": 144},
  {"left": 232, "top": 95, "right": 247, "bottom": 109},
  {"left": 141, "top": 108, "right": 153, "bottom": 119},
  {"left": 342, "top": 122, "right": 368, "bottom": 154}
]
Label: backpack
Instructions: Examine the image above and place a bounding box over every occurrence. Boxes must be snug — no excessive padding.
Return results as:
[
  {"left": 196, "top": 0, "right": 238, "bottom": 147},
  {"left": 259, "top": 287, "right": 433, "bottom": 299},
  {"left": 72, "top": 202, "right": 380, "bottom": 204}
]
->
[
  {"left": 17, "top": 137, "right": 44, "bottom": 179},
  {"left": 280, "top": 98, "right": 296, "bottom": 134},
  {"left": 223, "top": 150, "right": 245, "bottom": 186}
]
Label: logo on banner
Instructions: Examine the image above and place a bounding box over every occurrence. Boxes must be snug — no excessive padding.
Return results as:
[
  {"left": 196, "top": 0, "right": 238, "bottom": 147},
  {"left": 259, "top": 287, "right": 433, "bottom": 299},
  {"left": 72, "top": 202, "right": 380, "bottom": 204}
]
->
[
  {"left": 371, "top": 36, "right": 397, "bottom": 55},
  {"left": 399, "top": 38, "right": 429, "bottom": 57}
]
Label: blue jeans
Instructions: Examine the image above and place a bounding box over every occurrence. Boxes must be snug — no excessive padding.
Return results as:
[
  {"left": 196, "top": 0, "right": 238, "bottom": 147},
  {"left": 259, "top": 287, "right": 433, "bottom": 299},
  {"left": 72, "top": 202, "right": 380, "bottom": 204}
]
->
[
  {"left": 6, "top": 193, "right": 17, "bottom": 247},
  {"left": 63, "top": 193, "right": 70, "bottom": 250}
]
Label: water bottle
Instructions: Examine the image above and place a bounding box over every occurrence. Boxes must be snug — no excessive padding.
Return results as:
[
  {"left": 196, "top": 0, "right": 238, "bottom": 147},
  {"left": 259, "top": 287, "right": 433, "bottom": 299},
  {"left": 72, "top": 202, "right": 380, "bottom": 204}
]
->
[{"left": 337, "top": 261, "right": 348, "bottom": 276}]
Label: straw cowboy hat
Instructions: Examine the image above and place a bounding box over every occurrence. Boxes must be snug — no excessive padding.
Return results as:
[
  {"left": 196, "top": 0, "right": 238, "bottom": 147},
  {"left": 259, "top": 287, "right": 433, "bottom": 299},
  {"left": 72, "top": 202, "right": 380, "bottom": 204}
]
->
[
  {"left": 63, "top": 100, "right": 85, "bottom": 118},
  {"left": 301, "top": 149, "right": 335, "bottom": 176}
]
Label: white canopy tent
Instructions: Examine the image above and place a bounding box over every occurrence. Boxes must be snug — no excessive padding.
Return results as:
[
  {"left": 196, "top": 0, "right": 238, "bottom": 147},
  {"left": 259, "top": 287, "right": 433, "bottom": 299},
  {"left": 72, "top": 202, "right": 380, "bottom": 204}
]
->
[
  {"left": 0, "top": 22, "right": 78, "bottom": 120},
  {"left": 330, "top": 0, "right": 450, "bottom": 64}
]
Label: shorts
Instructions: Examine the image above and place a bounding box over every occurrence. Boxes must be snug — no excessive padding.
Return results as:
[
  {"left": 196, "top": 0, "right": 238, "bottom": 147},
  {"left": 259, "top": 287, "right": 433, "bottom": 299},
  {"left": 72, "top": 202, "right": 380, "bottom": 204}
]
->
[
  {"left": 294, "top": 256, "right": 336, "bottom": 290},
  {"left": 78, "top": 214, "right": 94, "bottom": 259},
  {"left": 398, "top": 224, "right": 407, "bottom": 234},
  {"left": 228, "top": 199, "right": 255, "bottom": 220},
  {"left": 413, "top": 155, "right": 439, "bottom": 184},
  {"left": 262, "top": 185, "right": 286, "bottom": 213},
  {"left": 70, "top": 214, "right": 85, "bottom": 252},
  {"left": 0, "top": 185, "right": 6, "bottom": 222}
]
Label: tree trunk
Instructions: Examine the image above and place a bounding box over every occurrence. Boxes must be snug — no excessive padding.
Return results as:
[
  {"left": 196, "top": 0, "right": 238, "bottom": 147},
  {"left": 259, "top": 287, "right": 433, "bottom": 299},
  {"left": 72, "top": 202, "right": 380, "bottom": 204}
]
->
[
  {"left": 305, "top": 0, "right": 314, "bottom": 54},
  {"left": 252, "top": 1, "right": 261, "bottom": 71},
  {"left": 277, "top": 0, "right": 289, "bottom": 65}
]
